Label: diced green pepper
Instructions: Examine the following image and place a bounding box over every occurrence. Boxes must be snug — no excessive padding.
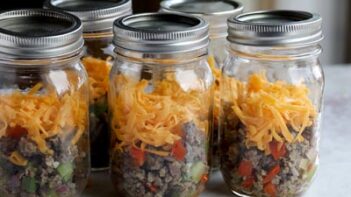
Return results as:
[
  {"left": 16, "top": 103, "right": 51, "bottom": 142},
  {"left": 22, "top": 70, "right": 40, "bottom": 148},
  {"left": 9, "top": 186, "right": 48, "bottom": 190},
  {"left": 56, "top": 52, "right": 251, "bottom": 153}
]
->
[
  {"left": 307, "top": 165, "right": 317, "bottom": 182},
  {"left": 204, "top": 141, "right": 209, "bottom": 155},
  {"left": 167, "top": 186, "right": 186, "bottom": 197},
  {"left": 190, "top": 161, "right": 208, "bottom": 182},
  {"left": 47, "top": 190, "right": 59, "bottom": 197},
  {"left": 21, "top": 176, "right": 36, "bottom": 193},
  {"left": 90, "top": 102, "right": 108, "bottom": 117},
  {"left": 57, "top": 162, "right": 74, "bottom": 182}
]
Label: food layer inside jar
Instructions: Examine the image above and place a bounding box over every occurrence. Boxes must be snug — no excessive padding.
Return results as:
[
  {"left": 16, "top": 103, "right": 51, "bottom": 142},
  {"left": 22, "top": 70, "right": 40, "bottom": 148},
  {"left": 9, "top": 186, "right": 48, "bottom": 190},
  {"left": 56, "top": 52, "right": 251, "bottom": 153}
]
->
[
  {"left": 0, "top": 83, "right": 89, "bottom": 197},
  {"left": 110, "top": 74, "right": 210, "bottom": 197},
  {"left": 208, "top": 56, "right": 221, "bottom": 169},
  {"left": 221, "top": 73, "right": 319, "bottom": 197},
  {"left": 82, "top": 57, "right": 111, "bottom": 104},
  {"left": 82, "top": 56, "right": 112, "bottom": 168}
]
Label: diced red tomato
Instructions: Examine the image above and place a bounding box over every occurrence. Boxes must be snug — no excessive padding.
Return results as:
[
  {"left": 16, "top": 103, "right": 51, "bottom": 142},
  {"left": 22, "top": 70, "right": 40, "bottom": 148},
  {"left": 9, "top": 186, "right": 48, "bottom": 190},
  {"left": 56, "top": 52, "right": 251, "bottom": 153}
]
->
[
  {"left": 264, "top": 182, "right": 277, "bottom": 197},
  {"left": 241, "top": 176, "right": 255, "bottom": 189},
  {"left": 200, "top": 174, "right": 209, "bottom": 183},
  {"left": 130, "top": 147, "right": 145, "bottom": 167},
  {"left": 307, "top": 163, "right": 314, "bottom": 172},
  {"left": 172, "top": 125, "right": 184, "bottom": 137},
  {"left": 263, "top": 164, "right": 281, "bottom": 184},
  {"left": 6, "top": 126, "right": 27, "bottom": 139},
  {"left": 172, "top": 140, "right": 187, "bottom": 161},
  {"left": 269, "top": 141, "right": 286, "bottom": 160},
  {"left": 238, "top": 160, "right": 253, "bottom": 177},
  {"left": 147, "top": 184, "right": 158, "bottom": 193}
]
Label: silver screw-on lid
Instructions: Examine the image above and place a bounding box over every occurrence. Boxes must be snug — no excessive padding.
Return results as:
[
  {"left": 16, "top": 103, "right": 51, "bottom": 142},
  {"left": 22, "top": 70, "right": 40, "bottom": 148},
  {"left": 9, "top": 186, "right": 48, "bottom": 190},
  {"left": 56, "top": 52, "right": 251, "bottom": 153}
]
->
[
  {"left": 113, "top": 13, "right": 209, "bottom": 54},
  {"left": 44, "top": 0, "right": 132, "bottom": 33},
  {"left": 0, "top": 9, "right": 83, "bottom": 60},
  {"left": 160, "top": 0, "right": 243, "bottom": 37},
  {"left": 227, "top": 10, "right": 323, "bottom": 46}
]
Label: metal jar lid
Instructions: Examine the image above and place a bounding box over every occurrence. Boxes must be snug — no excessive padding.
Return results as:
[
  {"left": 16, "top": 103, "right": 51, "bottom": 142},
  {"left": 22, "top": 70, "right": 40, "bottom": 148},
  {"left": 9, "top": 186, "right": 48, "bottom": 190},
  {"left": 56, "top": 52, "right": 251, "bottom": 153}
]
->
[
  {"left": 44, "top": 0, "right": 132, "bottom": 33},
  {"left": 227, "top": 10, "right": 323, "bottom": 47},
  {"left": 113, "top": 13, "right": 209, "bottom": 54},
  {"left": 0, "top": 9, "right": 83, "bottom": 60},
  {"left": 160, "top": 0, "right": 243, "bottom": 37}
]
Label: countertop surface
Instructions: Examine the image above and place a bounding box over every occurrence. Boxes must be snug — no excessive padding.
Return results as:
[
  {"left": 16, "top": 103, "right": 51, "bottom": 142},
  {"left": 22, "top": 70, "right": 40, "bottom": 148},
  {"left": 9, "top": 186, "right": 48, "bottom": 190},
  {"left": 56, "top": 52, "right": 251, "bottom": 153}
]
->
[{"left": 83, "top": 65, "right": 351, "bottom": 197}]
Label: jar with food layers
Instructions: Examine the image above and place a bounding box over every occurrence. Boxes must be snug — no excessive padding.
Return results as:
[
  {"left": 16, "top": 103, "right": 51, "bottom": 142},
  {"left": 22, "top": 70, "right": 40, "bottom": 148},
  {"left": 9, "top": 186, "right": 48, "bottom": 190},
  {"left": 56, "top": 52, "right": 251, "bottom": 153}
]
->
[
  {"left": 109, "top": 13, "right": 213, "bottom": 197},
  {"left": 220, "top": 10, "right": 324, "bottom": 197},
  {"left": 44, "top": 0, "right": 132, "bottom": 170},
  {"left": 0, "top": 9, "right": 89, "bottom": 197},
  {"left": 160, "top": 0, "right": 243, "bottom": 171}
]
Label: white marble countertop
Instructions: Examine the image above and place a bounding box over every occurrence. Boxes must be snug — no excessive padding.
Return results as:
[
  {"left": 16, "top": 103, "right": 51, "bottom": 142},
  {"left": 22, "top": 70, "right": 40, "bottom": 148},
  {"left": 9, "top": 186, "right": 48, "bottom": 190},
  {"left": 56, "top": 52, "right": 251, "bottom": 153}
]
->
[{"left": 83, "top": 65, "right": 351, "bottom": 197}]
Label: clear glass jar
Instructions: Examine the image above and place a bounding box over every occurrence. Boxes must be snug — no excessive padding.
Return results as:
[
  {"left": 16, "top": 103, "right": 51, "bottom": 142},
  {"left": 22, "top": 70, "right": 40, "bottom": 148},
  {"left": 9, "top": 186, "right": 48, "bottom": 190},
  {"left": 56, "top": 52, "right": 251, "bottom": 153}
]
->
[
  {"left": 0, "top": 10, "right": 89, "bottom": 197},
  {"left": 207, "top": 35, "right": 230, "bottom": 170},
  {"left": 110, "top": 13, "right": 212, "bottom": 196},
  {"left": 81, "top": 33, "right": 114, "bottom": 170},
  {"left": 220, "top": 11, "right": 324, "bottom": 197},
  {"left": 45, "top": 0, "right": 132, "bottom": 170},
  {"left": 160, "top": 0, "right": 243, "bottom": 170}
]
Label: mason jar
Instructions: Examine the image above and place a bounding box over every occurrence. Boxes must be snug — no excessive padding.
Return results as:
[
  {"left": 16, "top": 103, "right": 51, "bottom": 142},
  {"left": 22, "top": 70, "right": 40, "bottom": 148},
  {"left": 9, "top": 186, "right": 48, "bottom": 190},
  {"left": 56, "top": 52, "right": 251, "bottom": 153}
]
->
[
  {"left": 160, "top": 0, "right": 243, "bottom": 170},
  {"left": 0, "top": 9, "right": 89, "bottom": 197},
  {"left": 109, "top": 13, "right": 213, "bottom": 197},
  {"left": 220, "top": 10, "right": 324, "bottom": 197},
  {"left": 44, "top": 0, "right": 132, "bottom": 170}
]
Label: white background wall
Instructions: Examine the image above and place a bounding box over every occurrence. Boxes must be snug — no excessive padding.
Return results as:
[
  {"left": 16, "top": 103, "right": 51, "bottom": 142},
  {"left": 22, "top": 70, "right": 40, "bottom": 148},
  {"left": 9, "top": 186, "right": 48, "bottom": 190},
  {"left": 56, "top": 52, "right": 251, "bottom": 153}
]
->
[{"left": 236, "top": 0, "right": 349, "bottom": 65}]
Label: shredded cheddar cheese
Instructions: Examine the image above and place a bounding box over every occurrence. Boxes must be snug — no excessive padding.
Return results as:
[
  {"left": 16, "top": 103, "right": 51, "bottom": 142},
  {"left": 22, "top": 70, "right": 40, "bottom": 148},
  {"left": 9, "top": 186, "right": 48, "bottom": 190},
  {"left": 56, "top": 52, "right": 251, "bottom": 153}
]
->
[
  {"left": 224, "top": 73, "right": 317, "bottom": 153},
  {"left": 208, "top": 56, "right": 221, "bottom": 84},
  {"left": 9, "top": 151, "right": 28, "bottom": 166},
  {"left": 110, "top": 75, "right": 210, "bottom": 156},
  {"left": 82, "top": 56, "right": 112, "bottom": 103},
  {"left": 0, "top": 83, "right": 88, "bottom": 156}
]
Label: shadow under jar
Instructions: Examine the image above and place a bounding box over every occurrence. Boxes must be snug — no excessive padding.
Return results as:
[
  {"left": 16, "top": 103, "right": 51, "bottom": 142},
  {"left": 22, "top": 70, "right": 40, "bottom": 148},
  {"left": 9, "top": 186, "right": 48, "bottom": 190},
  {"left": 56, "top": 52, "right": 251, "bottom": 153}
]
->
[
  {"left": 0, "top": 9, "right": 90, "bottom": 197},
  {"left": 109, "top": 13, "right": 213, "bottom": 197},
  {"left": 160, "top": 0, "right": 244, "bottom": 172},
  {"left": 44, "top": 0, "right": 132, "bottom": 170},
  {"left": 220, "top": 10, "right": 324, "bottom": 197}
]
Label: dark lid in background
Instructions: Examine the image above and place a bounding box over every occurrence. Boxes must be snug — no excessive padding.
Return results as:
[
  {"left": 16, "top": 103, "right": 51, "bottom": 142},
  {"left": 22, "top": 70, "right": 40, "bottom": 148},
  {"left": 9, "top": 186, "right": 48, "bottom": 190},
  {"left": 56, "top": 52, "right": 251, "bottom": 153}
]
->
[
  {"left": 0, "top": 9, "right": 83, "bottom": 59},
  {"left": 44, "top": 0, "right": 132, "bottom": 33},
  {"left": 160, "top": 0, "right": 243, "bottom": 37}
]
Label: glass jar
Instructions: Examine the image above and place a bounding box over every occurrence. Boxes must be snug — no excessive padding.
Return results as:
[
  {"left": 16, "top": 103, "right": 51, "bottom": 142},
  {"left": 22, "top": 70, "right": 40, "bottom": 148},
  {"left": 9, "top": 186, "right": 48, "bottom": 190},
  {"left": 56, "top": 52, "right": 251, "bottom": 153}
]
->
[
  {"left": 220, "top": 11, "right": 324, "bottom": 197},
  {"left": 0, "top": 9, "right": 89, "bottom": 197},
  {"left": 160, "top": 0, "right": 243, "bottom": 170},
  {"left": 44, "top": 0, "right": 132, "bottom": 170},
  {"left": 110, "top": 13, "right": 212, "bottom": 197}
]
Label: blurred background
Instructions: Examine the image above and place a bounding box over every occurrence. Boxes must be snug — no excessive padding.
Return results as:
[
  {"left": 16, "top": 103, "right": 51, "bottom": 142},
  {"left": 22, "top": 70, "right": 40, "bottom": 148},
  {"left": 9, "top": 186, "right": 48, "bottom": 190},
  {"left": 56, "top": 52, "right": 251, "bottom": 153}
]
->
[{"left": 1, "top": 0, "right": 349, "bottom": 65}]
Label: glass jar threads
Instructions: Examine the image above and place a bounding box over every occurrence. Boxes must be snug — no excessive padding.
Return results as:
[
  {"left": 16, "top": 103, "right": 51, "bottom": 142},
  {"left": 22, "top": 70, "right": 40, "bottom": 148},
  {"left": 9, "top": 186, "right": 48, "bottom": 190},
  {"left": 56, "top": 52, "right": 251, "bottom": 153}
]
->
[
  {"left": 160, "top": 0, "right": 243, "bottom": 170},
  {"left": 0, "top": 9, "right": 89, "bottom": 197},
  {"left": 44, "top": 0, "right": 132, "bottom": 170},
  {"left": 109, "top": 13, "right": 212, "bottom": 197},
  {"left": 220, "top": 10, "right": 324, "bottom": 197}
]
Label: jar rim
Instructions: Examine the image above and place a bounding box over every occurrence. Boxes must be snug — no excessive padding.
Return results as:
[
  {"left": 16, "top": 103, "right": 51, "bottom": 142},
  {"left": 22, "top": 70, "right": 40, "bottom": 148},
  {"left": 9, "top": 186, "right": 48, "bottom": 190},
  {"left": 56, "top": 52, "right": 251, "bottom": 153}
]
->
[
  {"left": 115, "top": 45, "right": 208, "bottom": 64},
  {"left": 228, "top": 42, "right": 322, "bottom": 61}
]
